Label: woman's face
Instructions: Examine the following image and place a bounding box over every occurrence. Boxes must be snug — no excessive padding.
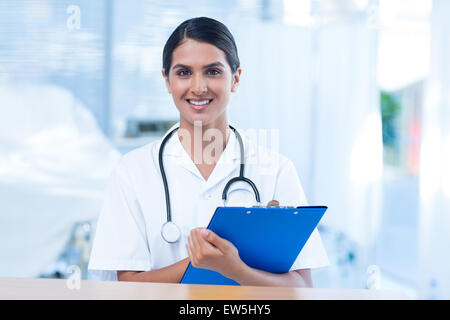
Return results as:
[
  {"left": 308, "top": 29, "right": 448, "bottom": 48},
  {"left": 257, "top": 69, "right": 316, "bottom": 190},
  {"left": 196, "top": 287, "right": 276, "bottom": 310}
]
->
[{"left": 162, "top": 39, "right": 241, "bottom": 128}]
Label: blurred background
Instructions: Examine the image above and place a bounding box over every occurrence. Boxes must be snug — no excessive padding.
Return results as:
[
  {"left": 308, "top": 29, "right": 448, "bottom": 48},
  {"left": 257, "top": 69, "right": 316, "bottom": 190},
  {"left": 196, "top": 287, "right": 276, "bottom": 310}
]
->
[{"left": 0, "top": 0, "right": 449, "bottom": 299}]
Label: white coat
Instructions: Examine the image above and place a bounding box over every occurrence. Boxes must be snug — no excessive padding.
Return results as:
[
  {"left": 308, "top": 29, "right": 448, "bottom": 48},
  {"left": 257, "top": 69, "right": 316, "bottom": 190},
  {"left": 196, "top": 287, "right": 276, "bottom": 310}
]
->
[{"left": 88, "top": 123, "right": 329, "bottom": 281}]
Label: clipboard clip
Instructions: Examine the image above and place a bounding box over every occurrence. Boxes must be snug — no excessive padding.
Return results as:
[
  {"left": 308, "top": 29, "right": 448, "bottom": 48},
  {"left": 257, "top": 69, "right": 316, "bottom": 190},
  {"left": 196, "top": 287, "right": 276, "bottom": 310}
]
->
[
  {"left": 251, "top": 200, "right": 295, "bottom": 209},
  {"left": 222, "top": 198, "right": 295, "bottom": 209},
  {"left": 223, "top": 198, "right": 262, "bottom": 207},
  {"left": 266, "top": 200, "right": 280, "bottom": 207}
]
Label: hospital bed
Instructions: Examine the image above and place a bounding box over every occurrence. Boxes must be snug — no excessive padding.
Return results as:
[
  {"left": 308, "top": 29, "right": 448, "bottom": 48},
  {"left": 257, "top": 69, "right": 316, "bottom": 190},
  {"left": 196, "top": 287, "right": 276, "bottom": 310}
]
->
[{"left": 0, "top": 84, "right": 121, "bottom": 279}]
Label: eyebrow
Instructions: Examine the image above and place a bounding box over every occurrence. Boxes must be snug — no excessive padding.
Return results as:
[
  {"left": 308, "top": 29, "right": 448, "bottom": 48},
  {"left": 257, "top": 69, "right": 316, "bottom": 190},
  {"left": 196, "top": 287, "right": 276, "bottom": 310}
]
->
[{"left": 171, "top": 62, "right": 225, "bottom": 71}]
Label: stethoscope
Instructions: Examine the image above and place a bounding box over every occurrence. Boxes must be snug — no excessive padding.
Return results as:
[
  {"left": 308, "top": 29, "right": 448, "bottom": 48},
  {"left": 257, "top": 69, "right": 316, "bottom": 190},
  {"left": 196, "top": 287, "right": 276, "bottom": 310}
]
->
[{"left": 159, "top": 125, "right": 261, "bottom": 243}]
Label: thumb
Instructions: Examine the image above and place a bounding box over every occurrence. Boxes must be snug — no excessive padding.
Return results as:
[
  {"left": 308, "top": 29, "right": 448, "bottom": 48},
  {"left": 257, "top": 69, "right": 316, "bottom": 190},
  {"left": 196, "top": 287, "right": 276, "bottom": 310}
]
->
[{"left": 202, "top": 229, "right": 229, "bottom": 251}]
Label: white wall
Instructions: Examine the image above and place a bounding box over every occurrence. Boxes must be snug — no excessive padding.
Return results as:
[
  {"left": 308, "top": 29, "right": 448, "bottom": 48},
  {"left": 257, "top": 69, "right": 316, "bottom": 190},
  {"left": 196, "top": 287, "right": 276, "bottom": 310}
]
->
[
  {"left": 418, "top": 0, "right": 450, "bottom": 299},
  {"left": 229, "top": 17, "right": 382, "bottom": 249}
]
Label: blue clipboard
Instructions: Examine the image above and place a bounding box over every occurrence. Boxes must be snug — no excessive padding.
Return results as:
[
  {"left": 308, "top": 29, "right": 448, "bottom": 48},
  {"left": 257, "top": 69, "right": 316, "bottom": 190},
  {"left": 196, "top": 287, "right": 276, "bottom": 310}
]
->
[{"left": 180, "top": 205, "right": 327, "bottom": 285}]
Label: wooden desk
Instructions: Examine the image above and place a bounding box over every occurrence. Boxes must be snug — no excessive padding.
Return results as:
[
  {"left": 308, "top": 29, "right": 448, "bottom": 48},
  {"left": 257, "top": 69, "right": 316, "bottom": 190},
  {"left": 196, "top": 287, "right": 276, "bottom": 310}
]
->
[{"left": 0, "top": 277, "right": 410, "bottom": 300}]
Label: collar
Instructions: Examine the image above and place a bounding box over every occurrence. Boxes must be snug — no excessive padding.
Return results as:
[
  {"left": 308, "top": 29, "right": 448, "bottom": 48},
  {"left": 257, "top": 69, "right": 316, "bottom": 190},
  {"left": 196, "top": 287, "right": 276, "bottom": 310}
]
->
[{"left": 158, "top": 123, "right": 257, "bottom": 185}]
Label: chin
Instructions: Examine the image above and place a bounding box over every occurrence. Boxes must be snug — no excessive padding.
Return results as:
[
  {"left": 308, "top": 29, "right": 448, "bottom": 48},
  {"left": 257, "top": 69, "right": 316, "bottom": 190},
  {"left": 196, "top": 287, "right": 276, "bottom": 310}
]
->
[
  {"left": 177, "top": 104, "right": 227, "bottom": 128},
  {"left": 184, "top": 109, "right": 212, "bottom": 124},
  {"left": 190, "top": 117, "right": 215, "bottom": 127},
  {"left": 185, "top": 113, "right": 224, "bottom": 128}
]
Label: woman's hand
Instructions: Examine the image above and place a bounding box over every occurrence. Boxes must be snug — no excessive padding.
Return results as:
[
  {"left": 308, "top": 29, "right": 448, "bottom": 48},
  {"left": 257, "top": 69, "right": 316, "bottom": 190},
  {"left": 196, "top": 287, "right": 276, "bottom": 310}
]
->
[
  {"left": 186, "top": 227, "right": 313, "bottom": 287},
  {"left": 186, "top": 228, "right": 246, "bottom": 280}
]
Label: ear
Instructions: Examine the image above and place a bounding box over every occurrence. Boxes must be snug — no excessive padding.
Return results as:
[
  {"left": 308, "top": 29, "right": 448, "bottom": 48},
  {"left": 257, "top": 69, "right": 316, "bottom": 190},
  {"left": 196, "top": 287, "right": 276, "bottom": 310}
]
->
[
  {"left": 162, "top": 68, "right": 171, "bottom": 94},
  {"left": 231, "top": 67, "right": 242, "bottom": 92}
]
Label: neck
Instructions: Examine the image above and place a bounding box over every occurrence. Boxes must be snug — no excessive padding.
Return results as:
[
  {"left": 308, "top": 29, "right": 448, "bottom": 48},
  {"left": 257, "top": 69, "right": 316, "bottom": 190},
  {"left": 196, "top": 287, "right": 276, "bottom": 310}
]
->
[{"left": 178, "top": 117, "right": 230, "bottom": 165}]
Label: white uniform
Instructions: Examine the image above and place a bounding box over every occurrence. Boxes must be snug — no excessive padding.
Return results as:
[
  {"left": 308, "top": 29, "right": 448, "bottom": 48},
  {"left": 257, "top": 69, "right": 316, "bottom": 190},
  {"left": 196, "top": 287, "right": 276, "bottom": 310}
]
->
[{"left": 88, "top": 124, "right": 329, "bottom": 281}]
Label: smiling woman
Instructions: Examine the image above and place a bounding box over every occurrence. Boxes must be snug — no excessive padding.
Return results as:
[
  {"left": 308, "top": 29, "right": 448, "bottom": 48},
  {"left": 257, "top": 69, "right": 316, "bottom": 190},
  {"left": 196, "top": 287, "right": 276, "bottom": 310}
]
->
[
  {"left": 159, "top": 18, "right": 243, "bottom": 180},
  {"left": 161, "top": 17, "right": 241, "bottom": 136},
  {"left": 88, "top": 17, "right": 329, "bottom": 286},
  {"left": 162, "top": 40, "right": 240, "bottom": 131}
]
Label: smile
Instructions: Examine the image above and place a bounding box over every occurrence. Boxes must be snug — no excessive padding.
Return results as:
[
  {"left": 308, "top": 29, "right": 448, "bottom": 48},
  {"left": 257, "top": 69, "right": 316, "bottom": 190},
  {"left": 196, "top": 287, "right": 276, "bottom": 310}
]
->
[{"left": 186, "top": 99, "right": 213, "bottom": 110}]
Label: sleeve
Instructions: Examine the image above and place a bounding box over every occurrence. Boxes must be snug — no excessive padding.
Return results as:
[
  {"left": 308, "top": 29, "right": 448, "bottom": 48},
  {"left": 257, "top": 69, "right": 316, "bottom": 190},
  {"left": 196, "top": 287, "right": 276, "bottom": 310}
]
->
[
  {"left": 87, "top": 158, "right": 151, "bottom": 281},
  {"left": 273, "top": 158, "right": 330, "bottom": 271}
]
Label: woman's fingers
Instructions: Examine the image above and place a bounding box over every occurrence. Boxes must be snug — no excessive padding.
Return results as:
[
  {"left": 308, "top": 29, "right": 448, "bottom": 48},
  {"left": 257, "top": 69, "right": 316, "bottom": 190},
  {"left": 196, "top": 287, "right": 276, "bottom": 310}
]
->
[
  {"left": 202, "top": 229, "right": 231, "bottom": 252},
  {"left": 188, "top": 228, "right": 206, "bottom": 267},
  {"left": 188, "top": 228, "right": 222, "bottom": 267}
]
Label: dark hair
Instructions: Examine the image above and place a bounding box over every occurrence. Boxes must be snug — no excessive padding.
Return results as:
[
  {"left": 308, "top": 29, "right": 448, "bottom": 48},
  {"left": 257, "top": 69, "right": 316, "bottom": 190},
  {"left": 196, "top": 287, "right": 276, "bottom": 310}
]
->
[{"left": 162, "top": 17, "right": 240, "bottom": 76}]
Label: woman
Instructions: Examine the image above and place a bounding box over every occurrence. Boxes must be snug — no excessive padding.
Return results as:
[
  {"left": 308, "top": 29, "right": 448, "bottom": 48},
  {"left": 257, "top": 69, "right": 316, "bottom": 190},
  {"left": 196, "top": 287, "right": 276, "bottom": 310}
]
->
[{"left": 88, "top": 17, "right": 328, "bottom": 286}]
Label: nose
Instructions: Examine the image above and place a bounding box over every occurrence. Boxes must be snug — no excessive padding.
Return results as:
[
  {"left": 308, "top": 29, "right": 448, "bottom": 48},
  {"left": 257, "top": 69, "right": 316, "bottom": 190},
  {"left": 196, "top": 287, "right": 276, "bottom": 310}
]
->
[{"left": 190, "top": 73, "right": 208, "bottom": 95}]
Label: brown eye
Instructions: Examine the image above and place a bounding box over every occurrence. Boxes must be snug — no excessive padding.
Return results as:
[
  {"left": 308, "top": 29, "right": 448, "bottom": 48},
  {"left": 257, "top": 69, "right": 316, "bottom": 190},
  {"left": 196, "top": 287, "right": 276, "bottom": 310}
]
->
[
  {"left": 207, "top": 69, "right": 221, "bottom": 76},
  {"left": 177, "top": 70, "right": 191, "bottom": 76}
]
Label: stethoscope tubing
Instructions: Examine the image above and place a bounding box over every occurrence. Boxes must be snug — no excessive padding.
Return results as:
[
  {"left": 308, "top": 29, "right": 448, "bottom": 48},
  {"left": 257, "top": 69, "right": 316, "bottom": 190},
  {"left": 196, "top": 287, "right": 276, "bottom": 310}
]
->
[
  {"left": 158, "top": 125, "right": 261, "bottom": 243},
  {"left": 158, "top": 127, "right": 179, "bottom": 224}
]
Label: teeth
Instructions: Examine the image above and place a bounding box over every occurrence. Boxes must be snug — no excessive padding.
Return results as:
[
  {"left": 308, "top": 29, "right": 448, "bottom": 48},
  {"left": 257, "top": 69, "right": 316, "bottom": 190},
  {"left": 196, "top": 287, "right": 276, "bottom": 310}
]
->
[{"left": 188, "top": 99, "right": 211, "bottom": 106}]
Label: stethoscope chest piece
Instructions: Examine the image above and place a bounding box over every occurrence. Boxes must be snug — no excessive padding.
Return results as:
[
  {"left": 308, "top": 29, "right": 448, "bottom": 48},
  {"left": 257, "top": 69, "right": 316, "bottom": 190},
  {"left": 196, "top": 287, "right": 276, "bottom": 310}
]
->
[{"left": 161, "top": 221, "right": 181, "bottom": 243}]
